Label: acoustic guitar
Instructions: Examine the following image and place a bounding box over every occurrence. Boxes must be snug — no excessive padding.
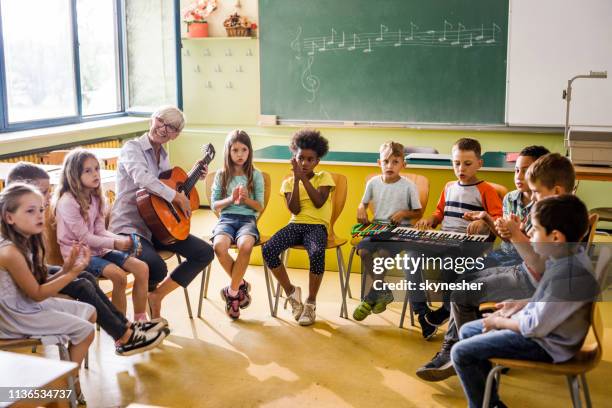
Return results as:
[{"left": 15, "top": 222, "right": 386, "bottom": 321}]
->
[{"left": 136, "top": 144, "right": 215, "bottom": 244}]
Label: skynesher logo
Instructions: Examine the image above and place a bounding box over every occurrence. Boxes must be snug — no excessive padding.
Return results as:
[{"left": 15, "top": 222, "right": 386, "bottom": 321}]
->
[{"left": 372, "top": 254, "right": 486, "bottom": 275}]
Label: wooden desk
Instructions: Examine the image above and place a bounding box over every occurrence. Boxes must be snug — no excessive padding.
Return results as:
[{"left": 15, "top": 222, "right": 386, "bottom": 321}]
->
[
  {"left": 0, "top": 351, "right": 78, "bottom": 408},
  {"left": 574, "top": 165, "right": 612, "bottom": 181}
]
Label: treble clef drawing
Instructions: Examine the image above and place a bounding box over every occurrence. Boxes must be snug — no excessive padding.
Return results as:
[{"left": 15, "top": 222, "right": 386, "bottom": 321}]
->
[
  {"left": 291, "top": 26, "right": 303, "bottom": 60},
  {"left": 301, "top": 55, "right": 320, "bottom": 103}
]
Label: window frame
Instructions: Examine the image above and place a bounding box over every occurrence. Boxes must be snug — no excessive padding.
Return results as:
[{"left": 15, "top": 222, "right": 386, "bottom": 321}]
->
[{"left": 0, "top": 0, "right": 130, "bottom": 133}]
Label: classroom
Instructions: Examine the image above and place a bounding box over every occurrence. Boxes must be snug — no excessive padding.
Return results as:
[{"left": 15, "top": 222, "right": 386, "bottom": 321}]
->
[{"left": 0, "top": 0, "right": 611, "bottom": 407}]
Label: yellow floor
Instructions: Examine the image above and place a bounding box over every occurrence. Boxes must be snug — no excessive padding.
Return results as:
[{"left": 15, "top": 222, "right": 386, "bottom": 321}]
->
[{"left": 19, "top": 210, "right": 612, "bottom": 407}]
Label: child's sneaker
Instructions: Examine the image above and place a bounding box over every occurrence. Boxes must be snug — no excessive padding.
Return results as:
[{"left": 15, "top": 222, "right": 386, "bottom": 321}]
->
[
  {"left": 220, "top": 287, "right": 241, "bottom": 320},
  {"left": 418, "top": 312, "right": 438, "bottom": 340},
  {"left": 132, "top": 317, "right": 168, "bottom": 333},
  {"left": 238, "top": 279, "right": 252, "bottom": 309},
  {"left": 352, "top": 301, "right": 373, "bottom": 321},
  {"left": 284, "top": 286, "right": 303, "bottom": 321},
  {"left": 115, "top": 326, "right": 167, "bottom": 356},
  {"left": 299, "top": 301, "right": 316, "bottom": 326},
  {"left": 424, "top": 307, "right": 450, "bottom": 327},
  {"left": 372, "top": 289, "right": 394, "bottom": 314}
]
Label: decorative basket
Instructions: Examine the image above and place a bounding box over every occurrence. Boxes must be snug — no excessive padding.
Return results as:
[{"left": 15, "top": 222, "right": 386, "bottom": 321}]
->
[{"left": 226, "top": 27, "right": 250, "bottom": 37}]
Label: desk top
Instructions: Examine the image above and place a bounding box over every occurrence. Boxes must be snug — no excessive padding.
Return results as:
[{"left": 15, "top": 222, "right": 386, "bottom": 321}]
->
[
  {"left": 0, "top": 350, "right": 77, "bottom": 394},
  {"left": 254, "top": 145, "right": 514, "bottom": 172}
]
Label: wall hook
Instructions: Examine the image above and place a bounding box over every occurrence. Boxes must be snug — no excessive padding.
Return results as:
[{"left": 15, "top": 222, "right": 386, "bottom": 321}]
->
[
  {"left": 225, "top": 48, "right": 233, "bottom": 56},
  {"left": 236, "top": 65, "right": 243, "bottom": 73},
  {"left": 226, "top": 81, "right": 233, "bottom": 89},
  {"left": 203, "top": 48, "right": 211, "bottom": 56},
  {"left": 246, "top": 48, "right": 253, "bottom": 56}
]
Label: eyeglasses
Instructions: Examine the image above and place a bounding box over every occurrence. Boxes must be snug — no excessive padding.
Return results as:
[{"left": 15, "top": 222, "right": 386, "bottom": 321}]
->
[{"left": 155, "top": 117, "right": 180, "bottom": 134}]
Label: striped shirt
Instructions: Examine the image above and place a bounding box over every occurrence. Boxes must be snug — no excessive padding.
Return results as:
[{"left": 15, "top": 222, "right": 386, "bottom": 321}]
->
[{"left": 432, "top": 180, "right": 503, "bottom": 233}]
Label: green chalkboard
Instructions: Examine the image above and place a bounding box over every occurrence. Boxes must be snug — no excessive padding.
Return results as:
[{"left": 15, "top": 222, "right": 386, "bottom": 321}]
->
[{"left": 259, "top": 0, "right": 508, "bottom": 125}]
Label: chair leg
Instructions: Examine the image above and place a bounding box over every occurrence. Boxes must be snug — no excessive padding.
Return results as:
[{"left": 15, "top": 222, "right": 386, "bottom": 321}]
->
[
  {"left": 482, "top": 365, "right": 505, "bottom": 408},
  {"left": 399, "top": 290, "right": 409, "bottom": 328},
  {"left": 336, "top": 247, "right": 348, "bottom": 319},
  {"left": 58, "top": 344, "right": 78, "bottom": 408},
  {"left": 580, "top": 373, "right": 592, "bottom": 408},
  {"left": 184, "top": 288, "right": 193, "bottom": 319},
  {"left": 273, "top": 282, "right": 282, "bottom": 317},
  {"left": 268, "top": 265, "right": 277, "bottom": 298},
  {"left": 263, "top": 263, "right": 275, "bottom": 316},
  {"left": 346, "top": 246, "right": 356, "bottom": 299},
  {"left": 31, "top": 345, "right": 37, "bottom": 353},
  {"left": 567, "top": 375, "right": 583, "bottom": 408},
  {"left": 410, "top": 302, "right": 415, "bottom": 327},
  {"left": 197, "top": 264, "right": 210, "bottom": 318}
]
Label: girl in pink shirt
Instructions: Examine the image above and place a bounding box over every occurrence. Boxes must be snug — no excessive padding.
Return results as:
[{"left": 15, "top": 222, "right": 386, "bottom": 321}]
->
[{"left": 53, "top": 149, "right": 149, "bottom": 321}]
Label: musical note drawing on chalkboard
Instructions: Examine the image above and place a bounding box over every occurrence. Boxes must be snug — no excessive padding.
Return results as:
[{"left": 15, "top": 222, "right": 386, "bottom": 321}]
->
[
  {"left": 327, "top": 28, "right": 337, "bottom": 45},
  {"left": 348, "top": 33, "right": 359, "bottom": 51},
  {"left": 475, "top": 24, "right": 485, "bottom": 41},
  {"left": 486, "top": 23, "right": 501, "bottom": 44},
  {"left": 291, "top": 27, "right": 303, "bottom": 60},
  {"left": 300, "top": 21, "right": 502, "bottom": 55},
  {"left": 301, "top": 55, "right": 320, "bottom": 103},
  {"left": 376, "top": 24, "right": 388, "bottom": 41},
  {"left": 405, "top": 22, "right": 418, "bottom": 41},
  {"left": 452, "top": 23, "right": 465, "bottom": 46},
  {"left": 394, "top": 29, "right": 402, "bottom": 47},
  {"left": 318, "top": 38, "right": 327, "bottom": 52},
  {"left": 463, "top": 33, "right": 473, "bottom": 48},
  {"left": 439, "top": 20, "right": 452, "bottom": 42}
]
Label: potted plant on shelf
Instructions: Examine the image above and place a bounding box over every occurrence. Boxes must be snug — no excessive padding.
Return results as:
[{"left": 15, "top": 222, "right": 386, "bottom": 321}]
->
[
  {"left": 223, "top": 12, "right": 254, "bottom": 37},
  {"left": 183, "top": 0, "right": 217, "bottom": 38}
]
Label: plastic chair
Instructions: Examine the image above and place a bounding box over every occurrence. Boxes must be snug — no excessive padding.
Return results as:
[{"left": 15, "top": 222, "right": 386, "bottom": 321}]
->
[
  {"left": 272, "top": 172, "right": 349, "bottom": 318},
  {"left": 198, "top": 170, "right": 274, "bottom": 317},
  {"left": 482, "top": 246, "right": 611, "bottom": 408},
  {"left": 343, "top": 173, "right": 430, "bottom": 327}
]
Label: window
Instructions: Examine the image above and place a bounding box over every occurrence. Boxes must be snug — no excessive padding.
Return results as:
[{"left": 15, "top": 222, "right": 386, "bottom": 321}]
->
[
  {"left": 0, "top": 0, "right": 125, "bottom": 131},
  {"left": 0, "top": 0, "right": 181, "bottom": 132},
  {"left": 77, "top": 0, "right": 122, "bottom": 116},
  {"left": 1, "top": 0, "right": 77, "bottom": 123}
]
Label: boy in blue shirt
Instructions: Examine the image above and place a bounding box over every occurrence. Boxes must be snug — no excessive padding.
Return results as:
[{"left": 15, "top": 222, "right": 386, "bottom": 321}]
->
[
  {"left": 353, "top": 141, "right": 423, "bottom": 323},
  {"left": 451, "top": 195, "right": 598, "bottom": 408}
]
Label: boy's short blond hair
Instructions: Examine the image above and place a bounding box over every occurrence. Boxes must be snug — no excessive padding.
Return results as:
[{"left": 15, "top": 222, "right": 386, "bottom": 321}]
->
[
  {"left": 526, "top": 153, "right": 575, "bottom": 193},
  {"left": 379, "top": 141, "right": 404, "bottom": 160}
]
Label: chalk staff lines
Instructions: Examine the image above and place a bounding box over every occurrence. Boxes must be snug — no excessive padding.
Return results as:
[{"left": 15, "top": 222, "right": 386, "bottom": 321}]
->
[{"left": 289, "top": 21, "right": 501, "bottom": 110}]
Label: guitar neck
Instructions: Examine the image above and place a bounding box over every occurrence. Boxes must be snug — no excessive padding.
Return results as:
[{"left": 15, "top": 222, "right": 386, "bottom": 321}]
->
[{"left": 182, "top": 163, "right": 205, "bottom": 196}]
